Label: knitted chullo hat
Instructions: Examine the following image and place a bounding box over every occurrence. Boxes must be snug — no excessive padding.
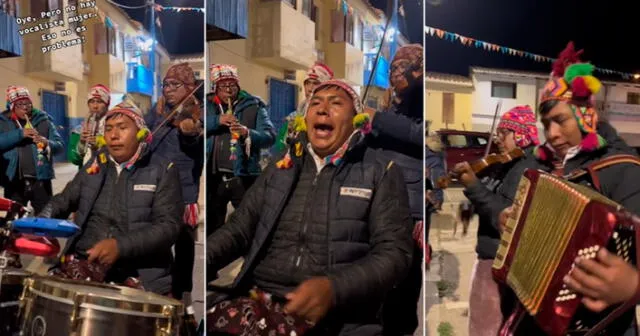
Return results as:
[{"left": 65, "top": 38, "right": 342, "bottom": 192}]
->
[
  {"left": 540, "top": 42, "right": 602, "bottom": 134},
  {"left": 6, "top": 86, "right": 31, "bottom": 110},
  {"left": 210, "top": 64, "right": 239, "bottom": 91},
  {"left": 305, "top": 62, "right": 334, "bottom": 83},
  {"left": 497, "top": 105, "right": 540, "bottom": 148},
  {"left": 536, "top": 42, "right": 607, "bottom": 160},
  {"left": 277, "top": 79, "right": 371, "bottom": 169},
  {"left": 87, "top": 84, "right": 111, "bottom": 105}
]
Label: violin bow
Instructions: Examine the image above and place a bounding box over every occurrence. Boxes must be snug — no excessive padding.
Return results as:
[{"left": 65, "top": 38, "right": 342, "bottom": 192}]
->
[
  {"left": 484, "top": 100, "right": 502, "bottom": 157},
  {"left": 151, "top": 81, "right": 204, "bottom": 136}
]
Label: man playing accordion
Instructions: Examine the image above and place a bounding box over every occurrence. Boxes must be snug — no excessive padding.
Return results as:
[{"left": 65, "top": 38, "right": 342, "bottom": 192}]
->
[{"left": 491, "top": 43, "right": 640, "bottom": 335}]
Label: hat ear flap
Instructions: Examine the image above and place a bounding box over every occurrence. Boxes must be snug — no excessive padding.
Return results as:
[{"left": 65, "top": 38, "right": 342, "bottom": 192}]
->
[{"left": 136, "top": 128, "right": 149, "bottom": 141}]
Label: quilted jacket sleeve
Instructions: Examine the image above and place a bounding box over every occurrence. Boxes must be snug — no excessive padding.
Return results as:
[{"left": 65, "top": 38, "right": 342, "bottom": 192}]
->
[
  {"left": 328, "top": 162, "right": 414, "bottom": 307},
  {"left": 206, "top": 164, "right": 273, "bottom": 278}
]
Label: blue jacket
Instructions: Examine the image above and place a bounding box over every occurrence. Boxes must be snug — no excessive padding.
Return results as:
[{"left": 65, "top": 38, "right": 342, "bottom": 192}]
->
[
  {"left": 206, "top": 91, "right": 275, "bottom": 176},
  {"left": 145, "top": 104, "right": 204, "bottom": 204},
  {"left": 0, "top": 108, "right": 63, "bottom": 184}
]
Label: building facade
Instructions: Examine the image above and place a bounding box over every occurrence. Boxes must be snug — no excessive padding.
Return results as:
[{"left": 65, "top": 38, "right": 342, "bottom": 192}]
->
[
  {"left": 206, "top": 0, "right": 403, "bottom": 133},
  {"left": 0, "top": 0, "right": 170, "bottom": 161},
  {"left": 425, "top": 72, "right": 474, "bottom": 132}
]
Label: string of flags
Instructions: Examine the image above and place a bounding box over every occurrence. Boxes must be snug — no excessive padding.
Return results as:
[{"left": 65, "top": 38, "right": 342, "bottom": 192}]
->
[
  {"left": 153, "top": 4, "right": 204, "bottom": 13},
  {"left": 425, "top": 25, "right": 635, "bottom": 80}
]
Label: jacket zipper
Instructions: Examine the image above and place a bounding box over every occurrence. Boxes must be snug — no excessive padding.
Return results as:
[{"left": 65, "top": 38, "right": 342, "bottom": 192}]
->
[{"left": 295, "top": 172, "right": 319, "bottom": 268}]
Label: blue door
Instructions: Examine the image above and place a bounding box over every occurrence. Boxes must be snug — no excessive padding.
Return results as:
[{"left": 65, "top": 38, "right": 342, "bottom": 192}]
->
[
  {"left": 41, "top": 91, "right": 68, "bottom": 163},
  {"left": 268, "top": 78, "right": 297, "bottom": 133}
]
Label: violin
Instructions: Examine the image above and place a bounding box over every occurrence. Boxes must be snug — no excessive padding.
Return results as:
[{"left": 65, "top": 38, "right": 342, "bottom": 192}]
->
[
  {"left": 437, "top": 147, "right": 525, "bottom": 189},
  {"left": 152, "top": 81, "right": 204, "bottom": 135},
  {"left": 171, "top": 94, "right": 202, "bottom": 128}
]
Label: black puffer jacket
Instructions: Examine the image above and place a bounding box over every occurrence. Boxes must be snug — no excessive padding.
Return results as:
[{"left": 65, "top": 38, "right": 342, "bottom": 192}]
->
[
  {"left": 495, "top": 129, "right": 640, "bottom": 335},
  {"left": 40, "top": 149, "right": 183, "bottom": 294},
  {"left": 207, "top": 134, "right": 414, "bottom": 335}
]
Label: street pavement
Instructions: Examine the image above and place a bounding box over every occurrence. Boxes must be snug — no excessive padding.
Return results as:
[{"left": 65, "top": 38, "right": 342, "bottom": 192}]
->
[
  {"left": 5, "top": 163, "right": 207, "bottom": 323},
  {"left": 425, "top": 186, "right": 478, "bottom": 336}
]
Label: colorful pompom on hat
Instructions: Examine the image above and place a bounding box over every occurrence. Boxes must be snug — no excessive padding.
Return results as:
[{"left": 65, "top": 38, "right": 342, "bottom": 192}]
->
[{"left": 540, "top": 42, "right": 603, "bottom": 134}]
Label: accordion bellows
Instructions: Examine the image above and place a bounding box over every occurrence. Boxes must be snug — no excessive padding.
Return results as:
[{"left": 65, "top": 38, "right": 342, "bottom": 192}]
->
[{"left": 493, "top": 169, "right": 636, "bottom": 335}]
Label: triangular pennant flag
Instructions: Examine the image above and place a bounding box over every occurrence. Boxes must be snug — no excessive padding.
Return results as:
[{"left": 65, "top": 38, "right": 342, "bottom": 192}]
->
[
  {"left": 436, "top": 29, "right": 444, "bottom": 38},
  {"left": 460, "top": 36, "right": 467, "bottom": 44}
]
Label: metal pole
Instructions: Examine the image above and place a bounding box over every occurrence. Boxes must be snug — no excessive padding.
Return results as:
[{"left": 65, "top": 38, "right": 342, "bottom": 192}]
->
[{"left": 149, "top": 0, "right": 157, "bottom": 101}]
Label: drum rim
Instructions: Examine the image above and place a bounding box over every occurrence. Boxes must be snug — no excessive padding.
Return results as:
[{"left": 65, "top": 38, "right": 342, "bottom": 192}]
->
[
  {"left": 0, "top": 269, "right": 31, "bottom": 285},
  {"left": 24, "top": 276, "right": 184, "bottom": 316}
]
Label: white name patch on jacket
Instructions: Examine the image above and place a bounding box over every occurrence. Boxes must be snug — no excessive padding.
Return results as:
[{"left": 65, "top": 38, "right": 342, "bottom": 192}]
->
[
  {"left": 134, "top": 184, "right": 156, "bottom": 192},
  {"left": 340, "top": 187, "right": 372, "bottom": 200}
]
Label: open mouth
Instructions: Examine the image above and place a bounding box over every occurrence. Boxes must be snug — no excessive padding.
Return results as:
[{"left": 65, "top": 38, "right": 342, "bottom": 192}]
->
[{"left": 313, "top": 123, "right": 334, "bottom": 139}]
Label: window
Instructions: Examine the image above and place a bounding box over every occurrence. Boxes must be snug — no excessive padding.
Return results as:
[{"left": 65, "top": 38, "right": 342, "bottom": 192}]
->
[
  {"left": 330, "top": 10, "right": 345, "bottom": 42},
  {"left": 30, "top": 0, "right": 61, "bottom": 18},
  {"left": 1, "top": 0, "right": 18, "bottom": 17},
  {"left": 447, "top": 135, "right": 468, "bottom": 148},
  {"left": 472, "top": 136, "right": 488, "bottom": 147},
  {"left": 94, "top": 23, "right": 108, "bottom": 54},
  {"left": 281, "top": 0, "right": 296, "bottom": 9},
  {"left": 345, "top": 11, "right": 354, "bottom": 45},
  {"left": 354, "top": 16, "right": 363, "bottom": 50},
  {"left": 119, "top": 31, "right": 125, "bottom": 60},
  {"left": 107, "top": 27, "right": 117, "bottom": 57},
  {"left": 491, "top": 81, "right": 517, "bottom": 99},
  {"left": 302, "top": 0, "right": 312, "bottom": 18},
  {"left": 627, "top": 92, "right": 640, "bottom": 105},
  {"left": 311, "top": 5, "right": 319, "bottom": 41},
  {"left": 442, "top": 92, "right": 455, "bottom": 124}
]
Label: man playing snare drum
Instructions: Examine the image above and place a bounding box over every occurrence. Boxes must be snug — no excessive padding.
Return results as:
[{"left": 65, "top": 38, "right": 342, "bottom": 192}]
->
[{"left": 39, "top": 101, "right": 183, "bottom": 295}]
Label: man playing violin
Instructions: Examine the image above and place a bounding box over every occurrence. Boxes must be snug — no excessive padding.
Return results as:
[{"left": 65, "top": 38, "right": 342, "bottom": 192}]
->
[
  {"left": 144, "top": 63, "right": 204, "bottom": 314},
  {"left": 492, "top": 43, "right": 640, "bottom": 335},
  {"left": 205, "top": 64, "right": 275, "bottom": 236},
  {"left": 452, "top": 105, "right": 540, "bottom": 335}
]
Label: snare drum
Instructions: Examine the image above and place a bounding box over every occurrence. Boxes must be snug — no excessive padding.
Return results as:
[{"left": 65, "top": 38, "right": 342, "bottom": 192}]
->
[
  {"left": 19, "top": 277, "right": 183, "bottom": 336},
  {"left": 0, "top": 269, "right": 30, "bottom": 336}
]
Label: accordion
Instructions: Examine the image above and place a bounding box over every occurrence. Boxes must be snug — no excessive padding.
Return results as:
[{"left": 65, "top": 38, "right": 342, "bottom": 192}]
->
[{"left": 493, "top": 169, "right": 639, "bottom": 336}]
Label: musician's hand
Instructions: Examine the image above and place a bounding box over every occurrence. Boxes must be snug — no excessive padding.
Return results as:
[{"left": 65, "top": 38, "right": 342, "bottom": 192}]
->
[
  {"left": 230, "top": 123, "right": 248, "bottom": 137},
  {"left": 86, "top": 135, "right": 96, "bottom": 146},
  {"left": 80, "top": 130, "right": 91, "bottom": 143},
  {"left": 498, "top": 206, "right": 514, "bottom": 234},
  {"left": 565, "top": 248, "right": 639, "bottom": 313},
  {"left": 87, "top": 238, "right": 119, "bottom": 265},
  {"left": 23, "top": 128, "right": 38, "bottom": 139},
  {"left": 219, "top": 113, "right": 236, "bottom": 127},
  {"left": 36, "top": 137, "right": 48, "bottom": 148},
  {"left": 284, "top": 277, "right": 334, "bottom": 324},
  {"left": 453, "top": 162, "right": 478, "bottom": 188},
  {"left": 179, "top": 119, "right": 199, "bottom": 136}
]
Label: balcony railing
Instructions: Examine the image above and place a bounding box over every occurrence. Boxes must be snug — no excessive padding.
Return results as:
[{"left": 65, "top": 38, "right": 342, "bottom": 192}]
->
[
  {"left": 127, "top": 63, "right": 154, "bottom": 97},
  {"left": 363, "top": 53, "right": 390, "bottom": 89},
  {"left": 207, "top": 0, "right": 248, "bottom": 41},
  {"left": 0, "top": 8, "right": 22, "bottom": 58}
]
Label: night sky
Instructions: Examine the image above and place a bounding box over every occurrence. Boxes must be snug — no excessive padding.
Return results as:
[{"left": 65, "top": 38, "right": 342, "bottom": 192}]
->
[
  {"left": 116, "top": 0, "right": 204, "bottom": 55},
  {"left": 425, "top": 0, "right": 640, "bottom": 79},
  {"left": 370, "top": 0, "right": 423, "bottom": 44}
]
